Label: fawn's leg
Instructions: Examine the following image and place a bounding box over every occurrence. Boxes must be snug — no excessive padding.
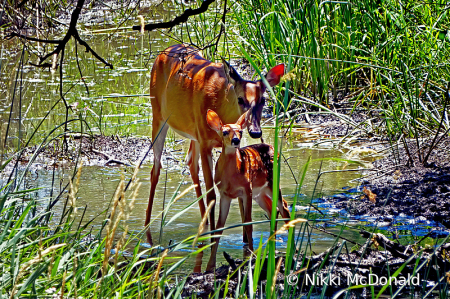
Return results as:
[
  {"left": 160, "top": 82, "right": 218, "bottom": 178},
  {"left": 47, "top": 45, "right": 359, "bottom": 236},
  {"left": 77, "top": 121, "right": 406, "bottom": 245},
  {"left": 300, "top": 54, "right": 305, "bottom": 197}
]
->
[
  {"left": 238, "top": 198, "right": 249, "bottom": 244},
  {"left": 206, "top": 194, "right": 231, "bottom": 271}
]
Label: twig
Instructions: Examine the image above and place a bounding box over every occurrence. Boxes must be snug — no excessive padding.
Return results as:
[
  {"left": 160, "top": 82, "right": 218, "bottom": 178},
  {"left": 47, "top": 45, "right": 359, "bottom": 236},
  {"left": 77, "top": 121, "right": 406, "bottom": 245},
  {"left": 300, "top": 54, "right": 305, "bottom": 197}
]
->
[
  {"left": 310, "top": 224, "right": 362, "bottom": 246},
  {"left": 423, "top": 82, "right": 450, "bottom": 165},
  {"left": 74, "top": 39, "right": 89, "bottom": 95},
  {"left": 6, "top": 32, "right": 60, "bottom": 43},
  {"left": 72, "top": 28, "right": 113, "bottom": 69},
  {"left": 29, "top": 62, "right": 58, "bottom": 70}
]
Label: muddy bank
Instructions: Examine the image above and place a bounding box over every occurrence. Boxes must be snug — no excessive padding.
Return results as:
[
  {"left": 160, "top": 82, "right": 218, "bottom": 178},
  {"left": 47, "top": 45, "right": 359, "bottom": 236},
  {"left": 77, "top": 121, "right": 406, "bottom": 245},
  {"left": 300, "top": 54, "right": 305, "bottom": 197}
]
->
[
  {"left": 170, "top": 232, "right": 450, "bottom": 298},
  {"left": 2, "top": 134, "right": 184, "bottom": 175},
  {"left": 335, "top": 138, "right": 450, "bottom": 229}
]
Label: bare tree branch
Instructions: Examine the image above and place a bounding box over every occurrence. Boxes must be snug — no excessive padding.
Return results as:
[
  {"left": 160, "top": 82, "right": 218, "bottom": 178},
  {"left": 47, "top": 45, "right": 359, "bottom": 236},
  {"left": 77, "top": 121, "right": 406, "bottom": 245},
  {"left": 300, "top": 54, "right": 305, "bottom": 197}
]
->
[
  {"left": 6, "top": 33, "right": 61, "bottom": 44},
  {"left": 72, "top": 28, "right": 113, "bottom": 69},
  {"left": 132, "top": 0, "right": 215, "bottom": 32},
  {"left": 9, "top": 0, "right": 113, "bottom": 69}
]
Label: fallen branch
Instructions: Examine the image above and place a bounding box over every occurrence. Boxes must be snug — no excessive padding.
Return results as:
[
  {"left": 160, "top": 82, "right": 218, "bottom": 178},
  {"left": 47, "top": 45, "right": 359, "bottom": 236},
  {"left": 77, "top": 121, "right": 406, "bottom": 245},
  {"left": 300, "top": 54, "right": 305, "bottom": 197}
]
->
[
  {"left": 223, "top": 251, "right": 237, "bottom": 271},
  {"left": 92, "top": 149, "right": 131, "bottom": 166},
  {"left": 360, "top": 230, "right": 411, "bottom": 260}
]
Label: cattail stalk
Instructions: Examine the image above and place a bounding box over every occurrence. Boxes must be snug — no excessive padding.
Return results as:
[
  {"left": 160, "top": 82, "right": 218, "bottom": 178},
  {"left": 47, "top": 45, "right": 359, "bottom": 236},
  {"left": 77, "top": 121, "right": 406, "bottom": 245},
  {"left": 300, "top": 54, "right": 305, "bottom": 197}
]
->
[
  {"left": 271, "top": 257, "right": 283, "bottom": 295},
  {"left": 73, "top": 256, "right": 78, "bottom": 299},
  {"left": 147, "top": 249, "right": 168, "bottom": 299},
  {"left": 114, "top": 180, "right": 140, "bottom": 270},
  {"left": 137, "top": 16, "right": 145, "bottom": 34},
  {"left": 60, "top": 270, "right": 66, "bottom": 299},
  {"left": 69, "top": 162, "right": 83, "bottom": 219},
  {"left": 99, "top": 173, "right": 125, "bottom": 288}
]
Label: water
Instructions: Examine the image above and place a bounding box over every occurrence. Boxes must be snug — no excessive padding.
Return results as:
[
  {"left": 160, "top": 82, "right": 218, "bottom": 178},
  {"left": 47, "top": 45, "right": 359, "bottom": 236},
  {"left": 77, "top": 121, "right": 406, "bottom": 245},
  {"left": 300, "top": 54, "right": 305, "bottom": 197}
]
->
[
  {"left": 0, "top": 5, "right": 419, "bottom": 272},
  {"left": 18, "top": 131, "right": 374, "bottom": 270}
]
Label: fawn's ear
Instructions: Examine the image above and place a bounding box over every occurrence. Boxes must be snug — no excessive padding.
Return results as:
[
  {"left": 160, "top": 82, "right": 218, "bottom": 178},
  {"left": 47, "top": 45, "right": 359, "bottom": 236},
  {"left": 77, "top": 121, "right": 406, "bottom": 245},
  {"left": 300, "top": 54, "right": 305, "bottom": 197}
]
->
[
  {"left": 265, "top": 64, "right": 285, "bottom": 87},
  {"left": 236, "top": 111, "right": 249, "bottom": 129},
  {"left": 206, "top": 109, "right": 223, "bottom": 133}
]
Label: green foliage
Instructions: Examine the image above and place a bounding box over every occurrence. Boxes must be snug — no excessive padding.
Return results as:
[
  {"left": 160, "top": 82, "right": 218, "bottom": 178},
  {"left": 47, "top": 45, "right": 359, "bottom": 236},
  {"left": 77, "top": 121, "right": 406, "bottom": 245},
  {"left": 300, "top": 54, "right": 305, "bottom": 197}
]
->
[{"left": 230, "top": 0, "right": 450, "bottom": 147}]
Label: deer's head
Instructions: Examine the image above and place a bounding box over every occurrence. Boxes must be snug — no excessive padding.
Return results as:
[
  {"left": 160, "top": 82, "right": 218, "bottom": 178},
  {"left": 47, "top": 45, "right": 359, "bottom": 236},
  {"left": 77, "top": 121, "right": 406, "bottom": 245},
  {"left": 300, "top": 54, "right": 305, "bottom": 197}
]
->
[
  {"left": 222, "top": 60, "right": 285, "bottom": 139},
  {"left": 206, "top": 110, "right": 249, "bottom": 153}
]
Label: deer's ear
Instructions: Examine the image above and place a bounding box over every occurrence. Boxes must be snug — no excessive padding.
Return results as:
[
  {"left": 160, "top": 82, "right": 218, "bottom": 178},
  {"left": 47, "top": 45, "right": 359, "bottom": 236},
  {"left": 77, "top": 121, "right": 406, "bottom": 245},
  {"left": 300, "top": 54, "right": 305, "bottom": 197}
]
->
[
  {"left": 206, "top": 109, "right": 223, "bottom": 133},
  {"left": 221, "top": 58, "right": 242, "bottom": 85},
  {"left": 265, "top": 64, "right": 285, "bottom": 87},
  {"left": 236, "top": 111, "right": 249, "bottom": 129}
]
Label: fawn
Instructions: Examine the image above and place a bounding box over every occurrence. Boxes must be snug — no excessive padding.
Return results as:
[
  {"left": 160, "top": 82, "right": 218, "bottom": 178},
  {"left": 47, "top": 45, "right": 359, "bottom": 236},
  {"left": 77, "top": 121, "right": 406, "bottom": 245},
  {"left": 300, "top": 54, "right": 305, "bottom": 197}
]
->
[{"left": 205, "top": 109, "right": 291, "bottom": 271}]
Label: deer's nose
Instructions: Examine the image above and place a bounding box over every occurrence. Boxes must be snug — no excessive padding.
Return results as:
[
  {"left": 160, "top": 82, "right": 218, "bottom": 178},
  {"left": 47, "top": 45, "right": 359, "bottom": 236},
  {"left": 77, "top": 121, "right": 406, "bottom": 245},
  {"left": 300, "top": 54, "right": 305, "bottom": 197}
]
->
[
  {"left": 249, "top": 130, "right": 262, "bottom": 139},
  {"left": 231, "top": 137, "right": 240, "bottom": 146}
]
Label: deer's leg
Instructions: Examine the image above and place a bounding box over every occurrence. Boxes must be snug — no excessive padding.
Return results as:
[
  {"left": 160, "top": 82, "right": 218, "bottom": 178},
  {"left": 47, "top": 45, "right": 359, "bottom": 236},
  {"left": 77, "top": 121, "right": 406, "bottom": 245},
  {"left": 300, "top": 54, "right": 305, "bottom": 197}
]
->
[
  {"left": 206, "top": 194, "right": 231, "bottom": 271},
  {"left": 255, "top": 187, "right": 282, "bottom": 231},
  {"left": 258, "top": 188, "right": 290, "bottom": 234},
  {"left": 200, "top": 146, "right": 216, "bottom": 232},
  {"left": 277, "top": 189, "right": 291, "bottom": 223},
  {"left": 241, "top": 188, "right": 254, "bottom": 251},
  {"left": 145, "top": 120, "right": 169, "bottom": 245},
  {"left": 255, "top": 187, "right": 273, "bottom": 218},
  {"left": 238, "top": 198, "right": 249, "bottom": 244},
  {"left": 186, "top": 141, "right": 207, "bottom": 222}
]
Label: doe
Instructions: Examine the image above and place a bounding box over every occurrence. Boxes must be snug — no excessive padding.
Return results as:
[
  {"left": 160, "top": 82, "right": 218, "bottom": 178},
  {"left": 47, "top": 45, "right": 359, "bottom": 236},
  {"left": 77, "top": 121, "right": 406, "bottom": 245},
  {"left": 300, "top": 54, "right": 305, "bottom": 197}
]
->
[{"left": 205, "top": 109, "right": 291, "bottom": 271}]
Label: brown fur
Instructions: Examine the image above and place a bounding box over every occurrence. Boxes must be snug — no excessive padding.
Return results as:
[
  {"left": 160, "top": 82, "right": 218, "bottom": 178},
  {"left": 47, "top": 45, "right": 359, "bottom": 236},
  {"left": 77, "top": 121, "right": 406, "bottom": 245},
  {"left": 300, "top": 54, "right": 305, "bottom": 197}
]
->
[
  {"left": 237, "top": 144, "right": 274, "bottom": 187},
  {"left": 206, "top": 109, "right": 291, "bottom": 271}
]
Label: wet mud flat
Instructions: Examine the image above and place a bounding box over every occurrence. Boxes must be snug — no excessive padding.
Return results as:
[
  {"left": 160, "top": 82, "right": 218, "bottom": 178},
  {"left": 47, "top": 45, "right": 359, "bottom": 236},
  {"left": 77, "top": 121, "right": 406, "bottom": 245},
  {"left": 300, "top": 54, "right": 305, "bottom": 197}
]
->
[
  {"left": 336, "top": 138, "right": 450, "bottom": 230},
  {"left": 168, "top": 232, "right": 450, "bottom": 298},
  {"left": 3, "top": 134, "right": 182, "bottom": 173}
]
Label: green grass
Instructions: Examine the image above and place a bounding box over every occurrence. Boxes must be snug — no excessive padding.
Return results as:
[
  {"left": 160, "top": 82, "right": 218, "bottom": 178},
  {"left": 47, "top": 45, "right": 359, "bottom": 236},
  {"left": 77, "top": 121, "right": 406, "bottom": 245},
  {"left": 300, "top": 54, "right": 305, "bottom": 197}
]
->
[{"left": 228, "top": 0, "right": 450, "bottom": 164}]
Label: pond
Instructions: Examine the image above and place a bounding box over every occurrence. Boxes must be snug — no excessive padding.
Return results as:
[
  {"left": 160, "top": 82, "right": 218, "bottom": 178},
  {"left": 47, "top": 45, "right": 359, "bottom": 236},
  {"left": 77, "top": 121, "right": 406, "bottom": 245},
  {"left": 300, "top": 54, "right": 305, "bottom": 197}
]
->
[
  {"left": 1, "top": 6, "right": 375, "bottom": 271},
  {"left": 21, "top": 130, "right": 372, "bottom": 270}
]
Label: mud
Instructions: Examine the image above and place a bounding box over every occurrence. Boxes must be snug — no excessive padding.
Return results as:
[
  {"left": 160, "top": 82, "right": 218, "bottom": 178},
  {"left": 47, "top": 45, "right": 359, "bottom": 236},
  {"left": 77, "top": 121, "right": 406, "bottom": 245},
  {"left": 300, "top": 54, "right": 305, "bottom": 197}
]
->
[
  {"left": 2, "top": 134, "right": 183, "bottom": 175},
  {"left": 336, "top": 138, "right": 450, "bottom": 229},
  {"left": 169, "top": 232, "right": 450, "bottom": 298}
]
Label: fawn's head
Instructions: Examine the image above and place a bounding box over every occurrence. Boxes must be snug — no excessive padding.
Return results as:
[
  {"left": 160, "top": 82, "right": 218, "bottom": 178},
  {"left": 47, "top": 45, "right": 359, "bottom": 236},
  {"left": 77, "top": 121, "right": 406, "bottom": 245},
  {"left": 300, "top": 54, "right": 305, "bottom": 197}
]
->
[
  {"left": 221, "top": 60, "right": 284, "bottom": 139},
  {"left": 206, "top": 110, "right": 249, "bottom": 151}
]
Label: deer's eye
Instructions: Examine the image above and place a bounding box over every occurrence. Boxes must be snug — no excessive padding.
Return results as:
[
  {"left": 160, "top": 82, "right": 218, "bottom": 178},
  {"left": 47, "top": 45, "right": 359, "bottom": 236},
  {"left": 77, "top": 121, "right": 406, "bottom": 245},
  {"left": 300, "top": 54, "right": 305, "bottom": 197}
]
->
[
  {"left": 238, "top": 97, "right": 245, "bottom": 105},
  {"left": 239, "top": 130, "right": 243, "bottom": 135},
  {"left": 223, "top": 130, "right": 229, "bottom": 136}
]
